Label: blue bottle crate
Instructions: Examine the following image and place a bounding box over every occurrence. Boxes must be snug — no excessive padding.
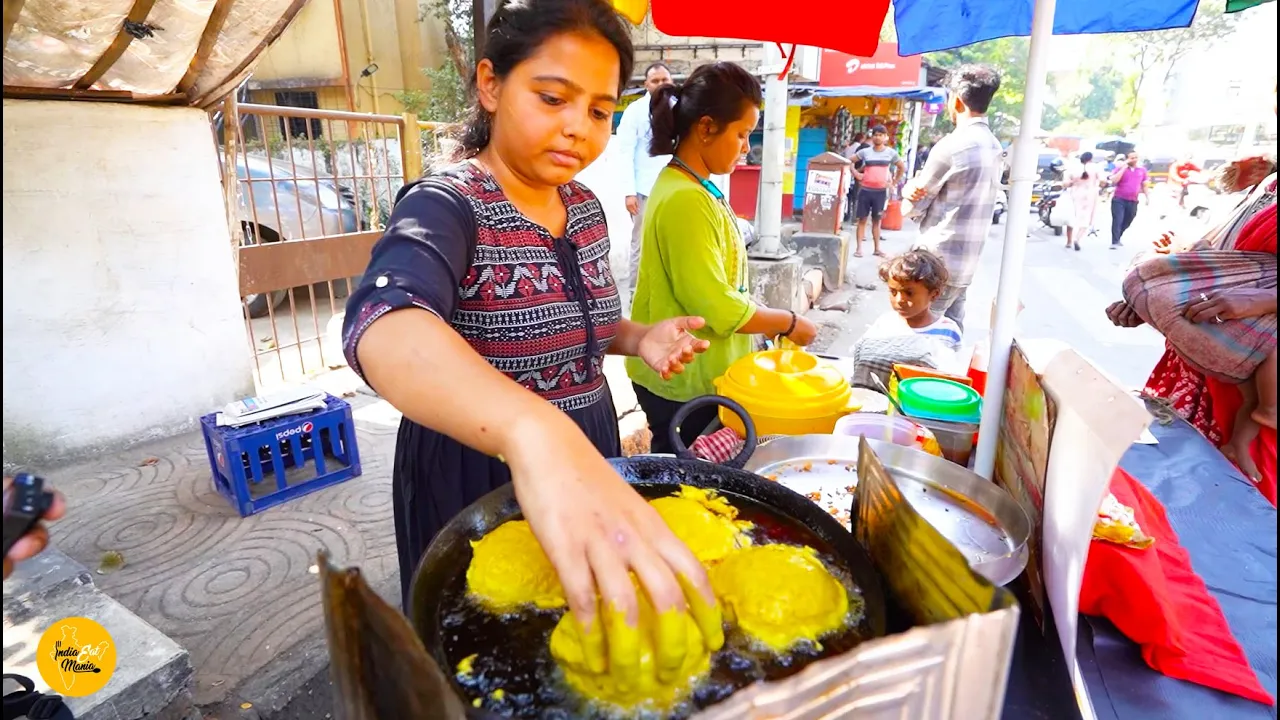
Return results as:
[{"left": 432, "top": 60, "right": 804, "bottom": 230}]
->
[{"left": 200, "top": 394, "right": 362, "bottom": 517}]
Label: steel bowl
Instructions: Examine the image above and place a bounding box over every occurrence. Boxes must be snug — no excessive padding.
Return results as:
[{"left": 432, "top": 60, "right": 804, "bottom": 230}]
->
[{"left": 747, "top": 435, "right": 1031, "bottom": 587}]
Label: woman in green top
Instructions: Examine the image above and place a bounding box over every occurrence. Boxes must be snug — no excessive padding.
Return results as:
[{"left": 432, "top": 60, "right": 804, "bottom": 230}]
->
[{"left": 626, "top": 62, "right": 819, "bottom": 453}]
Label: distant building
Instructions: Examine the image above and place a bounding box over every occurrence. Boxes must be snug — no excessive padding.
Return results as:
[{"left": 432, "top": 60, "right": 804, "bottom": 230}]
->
[
  {"left": 249, "top": 0, "right": 448, "bottom": 116},
  {"left": 1134, "top": 3, "right": 1277, "bottom": 162}
]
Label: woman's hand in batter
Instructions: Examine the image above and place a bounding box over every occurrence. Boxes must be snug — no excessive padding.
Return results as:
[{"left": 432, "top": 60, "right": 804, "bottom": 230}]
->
[
  {"left": 1185, "top": 289, "right": 1277, "bottom": 324},
  {"left": 1105, "top": 301, "right": 1144, "bottom": 328},
  {"left": 505, "top": 418, "right": 723, "bottom": 686},
  {"left": 637, "top": 316, "right": 712, "bottom": 380}
]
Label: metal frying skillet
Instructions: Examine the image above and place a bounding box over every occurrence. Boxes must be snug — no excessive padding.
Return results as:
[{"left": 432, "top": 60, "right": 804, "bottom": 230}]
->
[{"left": 408, "top": 396, "right": 888, "bottom": 717}]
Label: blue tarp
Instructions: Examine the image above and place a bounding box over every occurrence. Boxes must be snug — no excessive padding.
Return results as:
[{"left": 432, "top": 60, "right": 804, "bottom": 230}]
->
[
  {"left": 892, "top": 0, "right": 1201, "bottom": 55},
  {"left": 807, "top": 85, "right": 947, "bottom": 104}
]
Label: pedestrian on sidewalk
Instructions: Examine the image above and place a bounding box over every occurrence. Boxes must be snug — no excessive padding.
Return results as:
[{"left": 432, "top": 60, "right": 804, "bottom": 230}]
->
[
  {"left": 901, "top": 64, "right": 1004, "bottom": 330},
  {"left": 1109, "top": 151, "right": 1149, "bottom": 248},
  {"left": 616, "top": 61, "right": 674, "bottom": 303},
  {"left": 342, "top": 0, "right": 726, "bottom": 668},
  {"left": 842, "top": 132, "right": 869, "bottom": 222},
  {"left": 851, "top": 125, "right": 904, "bottom": 258},
  {"left": 1065, "top": 151, "right": 1101, "bottom": 251},
  {"left": 627, "top": 61, "right": 818, "bottom": 453}
]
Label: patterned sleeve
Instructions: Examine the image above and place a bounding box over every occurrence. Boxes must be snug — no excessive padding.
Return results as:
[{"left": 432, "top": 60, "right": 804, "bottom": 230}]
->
[{"left": 341, "top": 179, "right": 477, "bottom": 384}]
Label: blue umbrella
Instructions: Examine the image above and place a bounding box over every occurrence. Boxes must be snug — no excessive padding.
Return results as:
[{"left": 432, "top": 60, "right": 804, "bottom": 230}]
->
[{"left": 893, "top": 0, "right": 1200, "bottom": 54}]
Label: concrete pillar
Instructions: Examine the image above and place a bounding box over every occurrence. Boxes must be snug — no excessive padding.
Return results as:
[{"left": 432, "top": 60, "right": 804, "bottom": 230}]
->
[{"left": 753, "top": 43, "right": 790, "bottom": 258}]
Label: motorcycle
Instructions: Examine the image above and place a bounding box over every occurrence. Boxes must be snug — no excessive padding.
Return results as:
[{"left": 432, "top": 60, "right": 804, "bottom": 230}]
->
[{"left": 1036, "top": 181, "right": 1065, "bottom": 236}]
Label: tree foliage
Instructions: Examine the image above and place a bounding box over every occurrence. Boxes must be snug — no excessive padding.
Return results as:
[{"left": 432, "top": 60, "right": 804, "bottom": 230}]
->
[
  {"left": 395, "top": 0, "right": 474, "bottom": 123},
  {"left": 926, "top": 37, "right": 1030, "bottom": 140},
  {"left": 1117, "top": 0, "right": 1237, "bottom": 114}
]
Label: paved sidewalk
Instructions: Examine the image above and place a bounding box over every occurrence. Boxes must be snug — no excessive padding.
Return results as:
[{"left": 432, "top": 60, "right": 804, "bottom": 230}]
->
[{"left": 43, "top": 371, "right": 402, "bottom": 716}]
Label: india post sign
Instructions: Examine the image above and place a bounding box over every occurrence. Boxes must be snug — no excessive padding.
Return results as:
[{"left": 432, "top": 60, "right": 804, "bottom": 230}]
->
[{"left": 818, "top": 43, "right": 923, "bottom": 89}]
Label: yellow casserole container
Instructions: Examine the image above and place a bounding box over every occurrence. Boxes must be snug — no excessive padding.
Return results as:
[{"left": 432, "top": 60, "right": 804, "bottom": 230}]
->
[{"left": 713, "top": 346, "right": 862, "bottom": 437}]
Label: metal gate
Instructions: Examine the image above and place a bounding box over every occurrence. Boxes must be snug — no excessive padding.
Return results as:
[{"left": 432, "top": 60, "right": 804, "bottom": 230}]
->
[{"left": 214, "top": 96, "right": 452, "bottom": 388}]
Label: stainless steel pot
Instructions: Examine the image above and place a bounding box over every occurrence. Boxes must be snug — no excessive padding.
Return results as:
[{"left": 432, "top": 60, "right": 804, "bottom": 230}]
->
[{"left": 747, "top": 435, "right": 1031, "bottom": 587}]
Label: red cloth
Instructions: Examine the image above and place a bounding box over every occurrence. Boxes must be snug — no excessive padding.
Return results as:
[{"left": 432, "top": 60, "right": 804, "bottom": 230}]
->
[
  {"left": 690, "top": 426, "right": 744, "bottom": 464},
  {"left": 1080, "top": 469, "right": 1275, "bottom": 705},
  {"left": 1208, "top": 378, "right": 1279, "bottom": 506}
]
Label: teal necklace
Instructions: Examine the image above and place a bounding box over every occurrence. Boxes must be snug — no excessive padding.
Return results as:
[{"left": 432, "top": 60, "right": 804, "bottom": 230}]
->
[{"left": 669, "top": 157, "right": 748, "bottom": 294}]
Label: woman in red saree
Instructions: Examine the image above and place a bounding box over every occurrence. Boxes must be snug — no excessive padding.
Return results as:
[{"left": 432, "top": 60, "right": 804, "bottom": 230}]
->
[{"left": 1107, "top": 164, "right": 1278, "bottom": 504}]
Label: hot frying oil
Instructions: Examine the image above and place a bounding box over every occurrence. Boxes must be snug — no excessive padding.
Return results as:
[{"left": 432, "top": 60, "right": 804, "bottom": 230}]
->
[{"left": 439, "top": 491, "right": 873, "bottom": 719}]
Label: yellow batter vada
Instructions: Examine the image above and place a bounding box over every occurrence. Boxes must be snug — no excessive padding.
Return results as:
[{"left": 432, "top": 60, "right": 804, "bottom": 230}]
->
[
  {"left": 710, "top": 544, "right": 849, "bottom": 652},
  {"left": 548, "top": 595, "right": 712, "bottom": 710},
  {"left": 649, "top": 486, "right": 753, "bottom": 565},
  {"left": 466, "top": 520, "right": 565, "bottom": 611}
]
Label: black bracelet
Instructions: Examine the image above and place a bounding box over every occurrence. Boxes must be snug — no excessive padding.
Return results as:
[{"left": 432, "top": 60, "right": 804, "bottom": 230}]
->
[{"left": 782, "top": 310, "right": 797, "bottom": 338}]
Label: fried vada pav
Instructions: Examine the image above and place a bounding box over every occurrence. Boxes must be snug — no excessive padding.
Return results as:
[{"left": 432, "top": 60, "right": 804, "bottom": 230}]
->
[
  {"left": 649, "top": 486, "right": 753, "bottom": 564},
  {"left": 710, "top": 544, "right": 849, "bottom": 652},
  {"left": 465, "top": 520, "right": 565, "bottom": 611},
  {"left": 548, "top": 591, "right": 712, "bottom": 710}
]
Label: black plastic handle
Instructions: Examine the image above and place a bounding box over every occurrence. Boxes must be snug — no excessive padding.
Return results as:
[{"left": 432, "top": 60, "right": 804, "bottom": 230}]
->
[{"left": 668, "top": 395, "right": 758, "bottom": 470}]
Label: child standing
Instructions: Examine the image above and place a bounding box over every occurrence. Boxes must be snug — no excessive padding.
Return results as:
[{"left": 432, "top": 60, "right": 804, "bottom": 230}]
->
[{"left": 853, "top": 250, "right": 964, "bottom": 387}]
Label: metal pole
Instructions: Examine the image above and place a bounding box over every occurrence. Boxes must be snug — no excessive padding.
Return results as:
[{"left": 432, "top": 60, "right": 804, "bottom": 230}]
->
[
  {"left": 753, "top": 42, "right": 790, "bottom": 257},
  {"left": 905, "top": 100, "right": 923, "bottom": 178},
  {"left": 472, "top": 0, "right": 497, "bottom": 60},
  {"left": 973, "top": 0, "right": 1058, "bottom": 480}
]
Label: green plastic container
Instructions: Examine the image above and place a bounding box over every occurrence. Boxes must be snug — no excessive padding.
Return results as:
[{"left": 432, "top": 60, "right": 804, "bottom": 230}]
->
[{"left": 897, "top": 377, "right": 982, "bottom": 424}]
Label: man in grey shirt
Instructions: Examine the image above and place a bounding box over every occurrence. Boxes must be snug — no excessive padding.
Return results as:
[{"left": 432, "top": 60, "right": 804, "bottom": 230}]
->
[{"left": 851, "top": 125, "right": 904, "bottom": 258}]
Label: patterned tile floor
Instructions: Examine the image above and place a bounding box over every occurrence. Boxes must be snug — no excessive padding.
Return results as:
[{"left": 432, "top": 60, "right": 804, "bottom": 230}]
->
[{"left": 45, "top": 391, "right": 402, "bottom": 708}]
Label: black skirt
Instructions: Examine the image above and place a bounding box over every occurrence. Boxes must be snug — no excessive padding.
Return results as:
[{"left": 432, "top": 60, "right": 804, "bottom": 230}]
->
[{"left": 391, "top": 386, "right": 621, "bottom": 611}]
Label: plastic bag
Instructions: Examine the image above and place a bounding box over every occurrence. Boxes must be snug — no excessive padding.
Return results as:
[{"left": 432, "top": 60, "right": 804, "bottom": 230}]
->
[{"left": 1049, "top": 194, "right": 1075, "bottom": 228}]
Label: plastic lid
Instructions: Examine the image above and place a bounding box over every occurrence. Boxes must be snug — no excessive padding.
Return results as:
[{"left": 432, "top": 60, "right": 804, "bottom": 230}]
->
[
  {"left": 715, "top": 349, "right": 853, "bottom": 419},
  {"left": 897, "top": 377, "right": 982, "bottom": 423}
]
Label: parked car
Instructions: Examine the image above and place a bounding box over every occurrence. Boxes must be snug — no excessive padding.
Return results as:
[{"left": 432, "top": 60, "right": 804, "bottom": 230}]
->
[{"left": 235, "top": 155, "right": 362, "bottom": 317}]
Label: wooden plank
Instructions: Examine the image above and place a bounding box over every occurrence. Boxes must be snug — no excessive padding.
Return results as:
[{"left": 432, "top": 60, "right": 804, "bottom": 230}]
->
[
  {"left": 190, "top": 0, "right": 311, "bottom": 109},
  {"left": 2, "top": 0, "right": 25, "bottom": 55},
  {"left": 238, "top": 231, "right": 381, "bottom": 297},
  {"left": 1, "top": 85, "right": 185, "bottom": 104},
  {"left": 176, "top": 0, "right": 235, "bottom": 96},
  {"left": 72, "top": 0, "right": 159, "bottom": 91}
]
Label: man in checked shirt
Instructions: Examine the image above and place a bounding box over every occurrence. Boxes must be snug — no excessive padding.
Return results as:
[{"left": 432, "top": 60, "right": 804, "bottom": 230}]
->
[{"left": 902, "top": 64, "right": 1004, "bottom": 329}]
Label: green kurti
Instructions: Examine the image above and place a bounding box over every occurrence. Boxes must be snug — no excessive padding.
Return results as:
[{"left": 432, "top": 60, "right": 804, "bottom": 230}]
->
[{"left": 626, "top": 167, "right": 757, "bottom": 402}]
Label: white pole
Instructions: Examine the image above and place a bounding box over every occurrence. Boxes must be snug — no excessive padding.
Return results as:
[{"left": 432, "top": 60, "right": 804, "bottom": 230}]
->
[
  {"left": 905, "top": 100, "right": 923, "bottom": 178},
  {"left": 755, "top": 42, "right": 789, "bottom": 256},
  {"left": 973, "top": 0, "right": 1057, "bottom": 480}
]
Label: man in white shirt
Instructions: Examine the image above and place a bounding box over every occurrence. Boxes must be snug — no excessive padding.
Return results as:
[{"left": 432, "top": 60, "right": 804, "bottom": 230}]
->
[{"left": 616, "top": 62, "right": 674, "bottom": 302}]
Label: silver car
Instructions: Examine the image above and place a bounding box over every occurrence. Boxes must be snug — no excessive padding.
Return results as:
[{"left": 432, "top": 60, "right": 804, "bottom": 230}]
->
[{"left": 236, "top": 155, "right": 362, "bottom": 317}]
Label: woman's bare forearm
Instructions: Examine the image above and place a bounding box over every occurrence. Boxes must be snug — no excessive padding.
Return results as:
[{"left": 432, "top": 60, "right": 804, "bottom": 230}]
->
[
  {"left": 738, "top": 307, "right": 793, "bottom": 337},
  {"left": 356, "top": 308, "right": 579, "bottom": 457},
  {"left": 608, "top": 318, "right": 649, "bottom": 357}
]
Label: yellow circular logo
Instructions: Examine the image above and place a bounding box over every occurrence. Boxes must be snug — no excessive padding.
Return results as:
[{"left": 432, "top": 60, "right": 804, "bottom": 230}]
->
[{"left": 35, "top": 617, "right": 116, "bottom": 697}]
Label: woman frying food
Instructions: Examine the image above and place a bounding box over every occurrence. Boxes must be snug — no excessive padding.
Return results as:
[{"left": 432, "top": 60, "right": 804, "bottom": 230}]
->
[{"left": 341, "top": 0, "right": 722, "bottom": 683}]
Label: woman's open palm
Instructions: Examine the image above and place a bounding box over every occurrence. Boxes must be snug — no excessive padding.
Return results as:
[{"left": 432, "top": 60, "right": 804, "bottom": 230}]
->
[{"left": 638, "top": 317, "right": 712, "bottom": 380}]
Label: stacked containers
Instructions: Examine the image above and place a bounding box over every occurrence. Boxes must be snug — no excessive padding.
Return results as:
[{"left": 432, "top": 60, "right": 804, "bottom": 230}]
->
[{"left": 890, "top": 377, "right": 983, "bottom": 467}]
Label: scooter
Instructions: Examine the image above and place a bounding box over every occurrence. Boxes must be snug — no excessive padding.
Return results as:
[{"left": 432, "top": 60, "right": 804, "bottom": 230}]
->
[
  {"left": 1036, "top": 182, "right": 1065, "bottom": 236},
  {"left": 993, "top": 187, "right": 1008, "bottom": 224}
]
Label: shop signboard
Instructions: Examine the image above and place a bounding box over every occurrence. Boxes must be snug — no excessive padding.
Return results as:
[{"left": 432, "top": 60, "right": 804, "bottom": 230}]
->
[{"left": 819, "top": 43, "right": 922, "bottom": 89}]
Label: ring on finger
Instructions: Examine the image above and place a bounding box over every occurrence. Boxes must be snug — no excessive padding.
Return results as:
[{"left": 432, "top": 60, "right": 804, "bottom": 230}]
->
[
  {"left": 1215, "top": 315, "right": 1224, "bottom": 324},
  {"left": 1199, "top": 292, "right": 1209, "bottom": 302}
]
